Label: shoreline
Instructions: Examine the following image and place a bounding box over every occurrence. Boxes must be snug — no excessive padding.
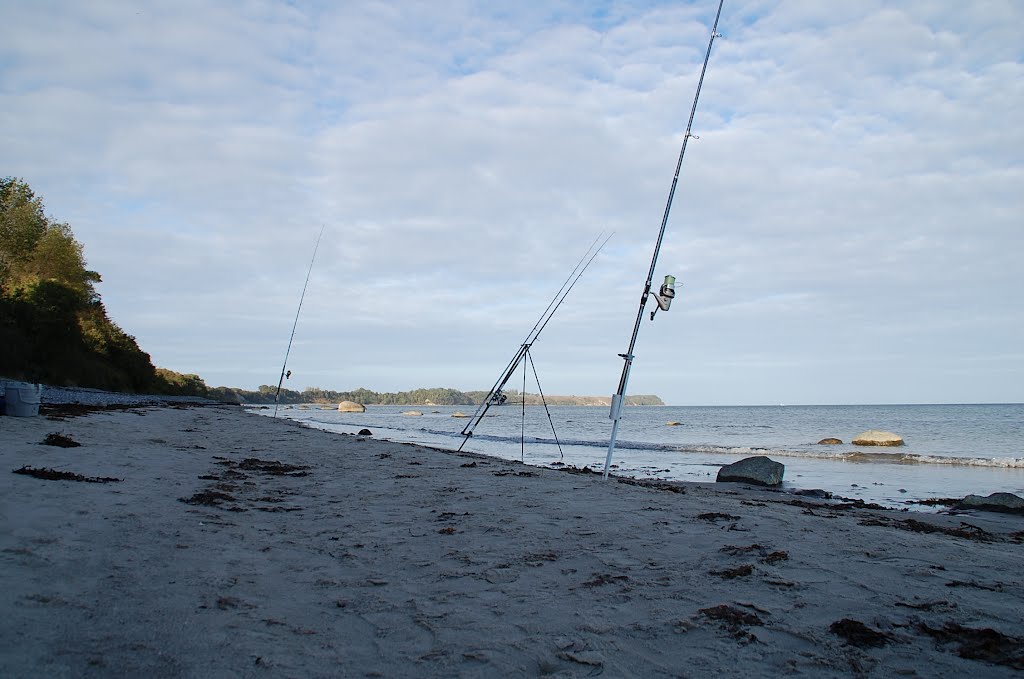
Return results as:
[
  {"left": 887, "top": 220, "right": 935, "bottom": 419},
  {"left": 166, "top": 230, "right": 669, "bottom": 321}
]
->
[
  {"left": 266, "top": 403, "right": 1024, "bottom": 511},
  {"left": 3, "top": 403, "right": 1024, "bottom": 676}
]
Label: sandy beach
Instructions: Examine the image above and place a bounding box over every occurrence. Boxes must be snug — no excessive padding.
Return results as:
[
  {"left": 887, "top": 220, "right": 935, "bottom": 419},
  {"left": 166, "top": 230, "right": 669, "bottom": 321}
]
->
[{"left": 2, "top": 403, "right": 1023, "bottom": 677}]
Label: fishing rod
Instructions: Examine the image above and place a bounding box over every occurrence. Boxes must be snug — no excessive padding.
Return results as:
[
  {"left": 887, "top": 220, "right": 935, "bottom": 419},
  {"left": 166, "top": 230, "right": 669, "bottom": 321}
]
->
[
  {"left": 458, "top": 232, "right": 613, "bottom": 451},
  {"left": 603, "top": 0, "right": 724, "bottom": 478},
  {"left": 273, "top": 225, "right": 326, "bottom": 417}
]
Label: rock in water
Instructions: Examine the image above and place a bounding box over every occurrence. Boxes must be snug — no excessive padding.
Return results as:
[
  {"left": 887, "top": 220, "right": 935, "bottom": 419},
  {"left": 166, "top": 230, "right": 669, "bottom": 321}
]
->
[
  {"left": 852, "top": 430, "right": 904, "bottom": 446},
  {"left": 818, "top": 437, "right": 843, "bottom": 445},
  {"left": 358, "top": 428, "right": 373, "bottom": 436},
  {"left": 337, "top": 401, "right": 365, "bottom": 413},
  {"left": 716, "top": 456, "right": 785, "bottom": 487},
  {"left": 451, "top": 412, "right": 470, "bottom": 418},
  {"left": 402, "top": 411, "right": 423, "bottom": 416},
  {"left": 958, "top": 492, "right": 1024, "bottom": 514}
]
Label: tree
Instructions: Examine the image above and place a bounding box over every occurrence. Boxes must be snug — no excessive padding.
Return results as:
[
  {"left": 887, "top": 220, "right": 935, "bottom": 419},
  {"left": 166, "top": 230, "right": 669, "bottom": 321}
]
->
[{"left": 0, "top": 176, "right": 159, "bottom": 391}]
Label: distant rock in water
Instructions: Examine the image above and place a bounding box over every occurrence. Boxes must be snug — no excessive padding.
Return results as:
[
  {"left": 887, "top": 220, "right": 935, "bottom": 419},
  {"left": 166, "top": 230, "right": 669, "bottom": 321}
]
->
[
  {"left": 402, "top": 411, "right": 423, "bottom": 416},
  {"left": 451, "top": 411, "right": 470, "bottom": 418},
  {"left": 337, "top": 401, "right": 365, "bottom": 413},
  {"left": 958, "top": 492, "right": 1024, "bottom": 514},
  {"left": 716, "top": 456, "right": 785, "bottom": 487},
  {"left": 357, "top": 428, "right": 372, "bottom": 436},
  {"left": 852, "top": 430, "right": 903, "bottom": 446},
  {"left": 666, "top": 421, "right": 682, "bottom": 426},
  {"left": 818, "top": 437, "right": 843, "bottom": 445}
]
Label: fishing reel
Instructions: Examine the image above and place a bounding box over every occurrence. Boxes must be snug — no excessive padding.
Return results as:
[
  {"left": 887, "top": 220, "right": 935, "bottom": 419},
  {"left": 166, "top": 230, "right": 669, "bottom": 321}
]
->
[{"left": 649, "top": 275, "right": 677, "bottom": 320}]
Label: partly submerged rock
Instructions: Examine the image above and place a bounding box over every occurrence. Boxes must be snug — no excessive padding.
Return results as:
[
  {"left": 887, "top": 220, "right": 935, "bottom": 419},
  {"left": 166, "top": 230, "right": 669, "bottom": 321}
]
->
[
  {"left": 451, "top": 412, "right": 470, "bottom": 418},
  {"left": 793, "top": 488, "right": 832, "bottom": 499},
  {"left": 958, "top": 492, "right": 1024, "bottom": 514},
  {"left": 402, "top": 411, "right": 423, "bottom": 416},
  {"left": 852, "top": 430, "right": 904, "bottom": 446},
  {"left": 818, "top": 437, "right": 843, "bottom": 445},
  {"left": 666, "top": 421, "right": 682, "bottom": 426},
  {"left": 357, "top": 428, "right": 373, "bottom": 436},
  {"left": 716, "top": 456, "right": 785, "bottom": 487},
  {"left": 337, "top": 401, "right": 365, "bottom": 413}
]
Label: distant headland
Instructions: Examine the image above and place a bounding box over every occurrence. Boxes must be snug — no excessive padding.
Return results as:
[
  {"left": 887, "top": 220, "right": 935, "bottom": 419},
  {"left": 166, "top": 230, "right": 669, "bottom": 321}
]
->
[{"left": 211, "top": 385, "right": 664, "bottom": 407}]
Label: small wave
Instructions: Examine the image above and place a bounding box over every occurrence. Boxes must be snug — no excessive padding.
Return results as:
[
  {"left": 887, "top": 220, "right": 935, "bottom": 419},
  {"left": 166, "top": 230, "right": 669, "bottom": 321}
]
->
[
  {"left": 285, "top": 414, "right": 1024, "bottom": 469},
  {"left": 681, "top": 447, "right": 1024, "bottom": 468}
]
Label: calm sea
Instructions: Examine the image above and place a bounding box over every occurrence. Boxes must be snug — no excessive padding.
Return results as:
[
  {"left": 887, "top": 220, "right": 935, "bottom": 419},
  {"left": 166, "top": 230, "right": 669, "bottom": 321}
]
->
[{"left": 261, "top": 403, "right": 1024, "bottom": 510}]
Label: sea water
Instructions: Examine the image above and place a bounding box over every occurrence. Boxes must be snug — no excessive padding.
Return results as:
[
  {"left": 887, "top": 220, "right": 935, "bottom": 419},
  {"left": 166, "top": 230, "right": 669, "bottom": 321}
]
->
[{"left": 262, "top": 403, "right": 1024, "bottom": 510}]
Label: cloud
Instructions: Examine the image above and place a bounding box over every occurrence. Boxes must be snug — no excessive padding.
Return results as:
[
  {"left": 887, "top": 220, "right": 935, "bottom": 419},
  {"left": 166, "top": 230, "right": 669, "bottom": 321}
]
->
[{"left": 1, "top": 0, "right": 1021, "bottom": 404}]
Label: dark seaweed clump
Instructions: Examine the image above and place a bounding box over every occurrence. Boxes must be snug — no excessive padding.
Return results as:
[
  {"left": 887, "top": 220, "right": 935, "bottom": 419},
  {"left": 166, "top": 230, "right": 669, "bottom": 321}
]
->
[{"left": 13, "top": 466, "right": 120, "bottom": 483}]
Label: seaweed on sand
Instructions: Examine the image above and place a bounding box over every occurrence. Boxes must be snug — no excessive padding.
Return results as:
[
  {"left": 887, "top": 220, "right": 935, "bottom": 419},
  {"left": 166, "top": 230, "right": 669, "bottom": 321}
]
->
[
  {"left": 13, "top": 466, "right": 121, "bottom": 483},
  {"left": 829, "top": 619, "right": 893, "bottom": 648},
  {"left": 179, "top": 490, "right": 236, "bottom": 506},
  {"left": 919, "top": 622, "right": 1024, "bottom": 669},
  {"left": 237, "top": 458, "right": 310, "bottom": 476},
  {"left": 41, "top": 433, "right": 81, "bottom": 448}
]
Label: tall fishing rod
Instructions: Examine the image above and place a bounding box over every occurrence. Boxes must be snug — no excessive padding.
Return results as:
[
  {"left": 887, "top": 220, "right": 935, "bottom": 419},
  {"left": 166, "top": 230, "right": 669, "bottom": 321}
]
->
[
  {"left": 273, "top": 225, "right": 326, "bottom": 417},
  {"left": 603, "top": 0, "right": 724, "bottom": 478},
  {"left": 458, "top": 232, "right": 613, "bottom": 451}
]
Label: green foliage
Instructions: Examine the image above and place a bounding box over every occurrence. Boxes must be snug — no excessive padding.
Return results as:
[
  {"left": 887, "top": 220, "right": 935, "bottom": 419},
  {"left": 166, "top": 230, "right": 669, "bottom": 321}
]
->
[
  {"left": 153, "top": 368, "right": 209, "bottom": 398},
  {"left": 0, "top": 176, "right": 158, "bottom": 391}
]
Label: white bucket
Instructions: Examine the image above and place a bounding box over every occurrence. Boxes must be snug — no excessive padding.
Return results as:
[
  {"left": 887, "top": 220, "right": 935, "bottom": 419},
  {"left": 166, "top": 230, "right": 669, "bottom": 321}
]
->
[{"left": 4, "top": 382, "right": 42, "bottom": 417}]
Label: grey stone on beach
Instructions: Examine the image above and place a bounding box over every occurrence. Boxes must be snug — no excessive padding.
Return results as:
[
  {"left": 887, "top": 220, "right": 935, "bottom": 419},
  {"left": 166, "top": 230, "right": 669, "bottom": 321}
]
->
[
  {"left": 852, "top": 430, "right": 904, "bottom": 446},
  {"left": 794, "top": 488, "right": 832, "bottom": 499},
  {"left": 337, "top": 401, "right": 365, "bottom": 413},
  {"left": 958, "top": 492, "right": 1024, "bottom": 514},
  {"left": 716, "top": 456, "right": 785, "bottom": 487}
]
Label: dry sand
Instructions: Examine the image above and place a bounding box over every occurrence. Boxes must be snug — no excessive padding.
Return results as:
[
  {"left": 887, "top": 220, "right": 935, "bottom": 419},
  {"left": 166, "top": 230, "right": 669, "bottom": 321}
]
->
[{"left": 2, "top": 404, "right": 1023, "bottom": 678}]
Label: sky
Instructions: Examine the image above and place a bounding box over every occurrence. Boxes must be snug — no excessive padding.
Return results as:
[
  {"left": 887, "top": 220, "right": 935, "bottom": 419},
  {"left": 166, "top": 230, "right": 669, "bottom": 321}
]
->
[{"left": 2, "top": 0, "right": 1022, "bottom": 406}]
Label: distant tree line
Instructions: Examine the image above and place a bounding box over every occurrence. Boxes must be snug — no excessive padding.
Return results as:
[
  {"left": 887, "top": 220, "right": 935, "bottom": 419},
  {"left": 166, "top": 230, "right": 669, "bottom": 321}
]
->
[{"left": 204, "top": 384, "right": 664, "bottom": 407}]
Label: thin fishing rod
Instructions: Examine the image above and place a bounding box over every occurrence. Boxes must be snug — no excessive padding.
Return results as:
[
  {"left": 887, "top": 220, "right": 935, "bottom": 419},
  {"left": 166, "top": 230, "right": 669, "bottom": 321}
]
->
[
  {"left": 457, "top": 232, "right": 613, "bottom": 449},
  {"left": 520, "top": 232, "right": 606, "bottom": 349},
  {"left": 273, "top": 225, "right": 325, "bottom": 417},
  {"left": 533, "top": 232, "right": 612, "bottom": 340},
  {"left": 603, "top": 0, "right": 724, "bottom": 478}
]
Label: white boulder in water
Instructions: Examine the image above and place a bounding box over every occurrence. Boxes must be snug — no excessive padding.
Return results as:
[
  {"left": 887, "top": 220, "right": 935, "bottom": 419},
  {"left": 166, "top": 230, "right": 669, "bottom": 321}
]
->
[
  {"left": 402, "top": 411, "right": 423, "bottom": 416},
  {"left": 852, "top": 430, "right": 904, "bottom": 446},
  {"left": 337, "top": 401, "right": 365, "bottom": 413}
]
